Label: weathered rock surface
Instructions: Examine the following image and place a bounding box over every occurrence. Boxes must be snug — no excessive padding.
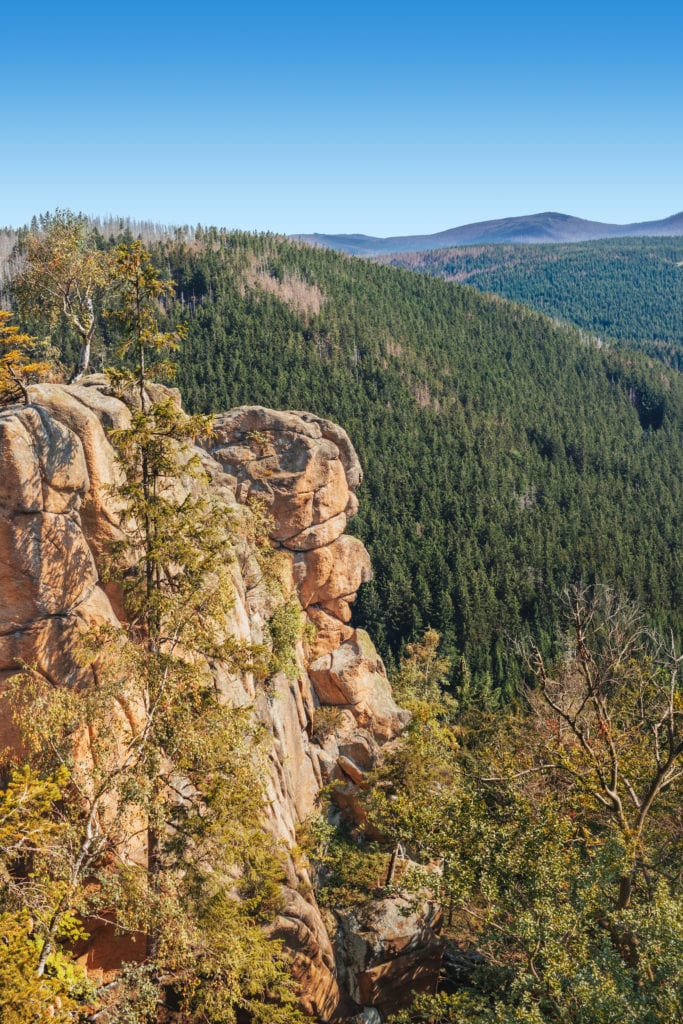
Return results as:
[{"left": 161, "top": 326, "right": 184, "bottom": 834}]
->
[
  {"left": 308, "top": 631, "right": 407, "bottom": 742},
  {"left": 203, "top": 408, "right": 405, "bottom": 745},
  {"left": 0, "top": 384, "right": 436, "bottom": 1020},
  {"left": 336, "top": 896, "right": 444, "bottom": 1016},
  {"left": 0, "top": 399, "right": 119, "bottom": 733}
]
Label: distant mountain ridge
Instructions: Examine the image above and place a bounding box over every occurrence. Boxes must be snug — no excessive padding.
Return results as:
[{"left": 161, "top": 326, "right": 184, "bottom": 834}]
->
[{"left": 294, "top": 211, "right": 683, "bottom": 255}]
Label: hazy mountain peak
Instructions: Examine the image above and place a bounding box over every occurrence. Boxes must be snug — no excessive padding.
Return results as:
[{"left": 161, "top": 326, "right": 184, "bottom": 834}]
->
[{"left": 294, "top": 210, "right": 683, "bottom": 255}]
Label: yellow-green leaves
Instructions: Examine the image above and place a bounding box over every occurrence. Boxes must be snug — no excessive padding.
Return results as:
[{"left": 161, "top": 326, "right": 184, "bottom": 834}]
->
[
  {"left": 373, "top": 604, "right": 683, "bottom": 1024},
  {"left": 107, "top": 240, "right": 185, "bottom": 398},
  {"left": 12, "top": 209, "right": 109, "bottom": 379},
  {"left": 0, "top": 911, "right": 89, "bottom": 1024},
  {"left": 0, "top": 311, "right": 52, "bottom": 404},
  {"left": 0, "top": 768, "right": 92, "bottom": 1019},
  {"left": 391, "top": 628, "right": 457, "bottom": 720}
]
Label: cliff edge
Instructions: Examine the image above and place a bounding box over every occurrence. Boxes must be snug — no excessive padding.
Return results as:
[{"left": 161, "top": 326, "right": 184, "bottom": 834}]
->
[{"left": 0, "top": 379, "right": 438, "bottom": 1021}]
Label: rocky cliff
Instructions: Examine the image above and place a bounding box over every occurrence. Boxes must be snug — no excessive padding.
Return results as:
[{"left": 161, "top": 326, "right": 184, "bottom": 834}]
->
[{"left": 0, "top": 379, "right": 440, "bottom": 1021}]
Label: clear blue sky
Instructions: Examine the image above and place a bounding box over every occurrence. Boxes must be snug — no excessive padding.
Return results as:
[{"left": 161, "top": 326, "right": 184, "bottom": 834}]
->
[{"left": 3, "top": 3, "right": 682, "bottom": 235}]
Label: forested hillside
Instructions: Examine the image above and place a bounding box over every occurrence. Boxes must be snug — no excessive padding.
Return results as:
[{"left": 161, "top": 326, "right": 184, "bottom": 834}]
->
[
  {"left": 11, "top": 226, "right": 683, "bottom": 699},
  {"left": 380, "top": 237, "right": 683, "bottom": 369}
]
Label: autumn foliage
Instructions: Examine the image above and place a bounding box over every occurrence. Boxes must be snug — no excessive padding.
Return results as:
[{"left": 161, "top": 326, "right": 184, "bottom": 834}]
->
[{"left": 0, "top": 310, "right": 52, "bottom": 404}]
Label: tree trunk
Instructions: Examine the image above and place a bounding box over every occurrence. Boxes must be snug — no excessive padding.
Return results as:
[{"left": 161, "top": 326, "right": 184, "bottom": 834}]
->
[
  {"left": 146, "top": 822, "right": 162, "bottom": 961},
  {"left": 617, "top": 872, "right": 633, "bottom": 910},
  {"left": 69, "top": 298, "right": 95, "bottom": 382},
  {"left": 70, "top": 336, "right": 91, "bottom": 382},
  {"left": 385, "top": 843, "right": 401, "bottom": 886}
]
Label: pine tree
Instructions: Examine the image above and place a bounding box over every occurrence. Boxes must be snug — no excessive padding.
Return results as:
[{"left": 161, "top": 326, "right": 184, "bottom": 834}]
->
[{"left": 5, "top": 241, "right": 303, "bottom": 1022}]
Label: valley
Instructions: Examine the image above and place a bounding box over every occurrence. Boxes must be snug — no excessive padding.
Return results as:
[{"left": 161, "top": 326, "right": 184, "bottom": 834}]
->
[{"left": 1, "top": 216, "right": 681, "bottom": 1023}]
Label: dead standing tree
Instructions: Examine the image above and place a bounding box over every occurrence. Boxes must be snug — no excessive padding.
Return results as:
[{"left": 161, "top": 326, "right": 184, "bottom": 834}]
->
[{"left": 524, "top": 586, "right": 683, "bottom": 919}]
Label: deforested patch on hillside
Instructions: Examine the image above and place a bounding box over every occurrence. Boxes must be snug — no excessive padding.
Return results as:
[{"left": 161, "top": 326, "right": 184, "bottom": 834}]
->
[
  {"left": 164, "top": 236, "right": 683, "bottom": 698},
  {"left": 244, "top": 255, "right": 325, "bottom": 320}
]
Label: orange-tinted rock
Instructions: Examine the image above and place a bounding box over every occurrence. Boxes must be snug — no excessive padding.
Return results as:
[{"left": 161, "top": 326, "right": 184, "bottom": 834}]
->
[
  {"left": 0, "top": 512, "right": 97, "bottom": 628},
  {"left": 320, "top": 596, "right": 354, "bottom": 623},
  {"left": 208, "top": 407, "right": 351, "bottom": 544},
  {"left": 0, "top": 404, "right": 87, "bottom": 514},
  {"left": 271, "top": 889, "right": 340, "bottom": 1020},
  {"left": 27, "top": 382, "right": 129, "bottom": 560},
  {"left": 338, "top": 730, "right": 379, "bottom": 770},
  {"left": 0, "top": 586, "right": 118, "bottom": 690},
  {"left": 295, "top": 536, "right": 372, "bottom": 610},
  {"left": 282, "top": 511, "right": 348, "bottom": 551},
  {"left": 338, "top": 755, "right": 366, "bottom": 785},
  {"left": 308, "top": 631, "right": 405, "bottom": 741},
  {"left": 0, "top": 401, "right": 111, "bottom": 753},
  {"left": 0, "top": 389, "right": 416, "bottom": 1020},
  {"left": 76, "top": 913, "right": 146, "bottom": 983},
  {"left": 333, "top": 781, "right": 369, "bottom": 826},
  {"left": 265, "top": 671, "right": 320, "bottom": 829},
  {"left": 293, "top": 412, "right": 363, "bottom": 490},
  {"left": 0, "top": 401, "right": 102, "bottom": 638},
  {"left": 306, "top": 606, "right": 355, "bottom": 658},
  {"left": 357, "top": 947, "right": 443, "bottom": 1011}
]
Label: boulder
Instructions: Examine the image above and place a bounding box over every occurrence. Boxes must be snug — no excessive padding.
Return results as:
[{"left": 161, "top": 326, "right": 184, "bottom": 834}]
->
[
  {"left": 336, "top": 896, "right": 443, "bottom": 1016},
  {"left": 338, "top": 729, "right": 379, "bottom": 771},
  {"left": 27, "top": 382, "right": 129, "bottom": 560},
  {"left": 0, "top": 404, "right": 87, "bottom": 515},
  {"left": 294, "top": 536, "right": 372, "bottom": 610},
  {"left": 0, "top": 403, "right": 99, "bottom": 634},
  {"left": 306, "top": 605, "right": 355, "bottom": 658},
  {"left": 292, "top": 411, "right": 363, "bottom": 490},
  {"left": 271, "top": 888, "right": 340, "bottom": 1020},
  {"left": 282, "top": 511, "right": 348, "bottom": 552},
  {"left": 338, "top": 755, "right": 366, "bottom": 786},
  {"left": 308, "top": 631, "right": 405, "bottom": 741},
  {"left": 208, "top": 406, "right": 352, "bottom": 544}
]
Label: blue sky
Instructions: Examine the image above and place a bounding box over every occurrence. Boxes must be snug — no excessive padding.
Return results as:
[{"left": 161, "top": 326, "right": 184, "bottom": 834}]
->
[{"left": 2, "top": 4, "right": 682, "bottom": 235}]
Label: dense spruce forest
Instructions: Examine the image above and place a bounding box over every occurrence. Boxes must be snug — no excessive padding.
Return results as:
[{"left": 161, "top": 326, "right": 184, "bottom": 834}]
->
[
  {"left": 380, "top": 236, "right": 683, "bottom": 369},
  {"left": 9, "top": 226, "right": 683, "bottom": 700}
]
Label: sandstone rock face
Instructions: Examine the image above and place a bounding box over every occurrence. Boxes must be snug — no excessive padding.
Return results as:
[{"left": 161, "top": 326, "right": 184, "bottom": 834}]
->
[
  {"left": 0, "top": 385, "right": 431, "bottom": 1020},
  {"left": 26, "top": 382, "right": 131, "bottom": 560},
  {"left": 308, "top": 631, "right": 407, "bottom": 742},
  {"left": 209, "top": 407, "right": 354, "bottom": 545}
]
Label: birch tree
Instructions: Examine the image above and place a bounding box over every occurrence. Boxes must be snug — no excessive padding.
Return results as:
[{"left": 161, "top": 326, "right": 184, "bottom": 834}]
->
[{"left": 12, "top": 211, "right": 109, "bottom": 380}]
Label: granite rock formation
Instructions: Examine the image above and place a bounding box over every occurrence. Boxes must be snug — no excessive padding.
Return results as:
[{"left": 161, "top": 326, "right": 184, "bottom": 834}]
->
[
  {"left": 0, "top": 382, "right": 438, "bottom": 1020},
  {"left": 336, "top": 896, "right": 444, "bottom": 1016}
]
